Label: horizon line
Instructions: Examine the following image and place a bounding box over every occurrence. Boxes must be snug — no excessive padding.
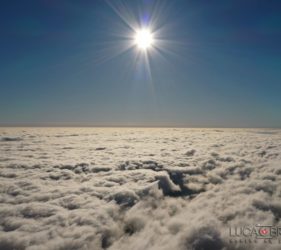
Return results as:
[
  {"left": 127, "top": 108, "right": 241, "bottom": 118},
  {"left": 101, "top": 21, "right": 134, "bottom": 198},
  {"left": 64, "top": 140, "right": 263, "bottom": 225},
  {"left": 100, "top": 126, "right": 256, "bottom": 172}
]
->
[{"left": 0, "top": 124, "right": 280, "bottom": 129}]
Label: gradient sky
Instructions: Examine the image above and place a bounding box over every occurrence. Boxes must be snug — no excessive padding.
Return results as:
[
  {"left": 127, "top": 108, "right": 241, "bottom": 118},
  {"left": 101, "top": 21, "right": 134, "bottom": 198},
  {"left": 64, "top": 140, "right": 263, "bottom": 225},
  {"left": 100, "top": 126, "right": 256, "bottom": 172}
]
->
[{"left": 1, "top": 0, "right": 280, "bottom": 127}]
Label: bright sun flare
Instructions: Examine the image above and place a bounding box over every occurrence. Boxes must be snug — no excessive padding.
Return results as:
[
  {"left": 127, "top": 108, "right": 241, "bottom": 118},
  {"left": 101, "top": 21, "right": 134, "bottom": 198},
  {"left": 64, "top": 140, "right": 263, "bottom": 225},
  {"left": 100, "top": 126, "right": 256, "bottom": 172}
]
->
[{"left": 134, "top": 29, "right": 154, "bottom": 50}]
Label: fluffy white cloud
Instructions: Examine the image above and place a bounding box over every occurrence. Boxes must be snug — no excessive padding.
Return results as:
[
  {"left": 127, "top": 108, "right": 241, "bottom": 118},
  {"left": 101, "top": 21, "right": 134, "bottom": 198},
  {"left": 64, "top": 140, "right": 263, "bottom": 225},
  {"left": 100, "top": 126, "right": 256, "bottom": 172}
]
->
[{"left": 0, "top": 128, "right": 281, "bottom": 249}]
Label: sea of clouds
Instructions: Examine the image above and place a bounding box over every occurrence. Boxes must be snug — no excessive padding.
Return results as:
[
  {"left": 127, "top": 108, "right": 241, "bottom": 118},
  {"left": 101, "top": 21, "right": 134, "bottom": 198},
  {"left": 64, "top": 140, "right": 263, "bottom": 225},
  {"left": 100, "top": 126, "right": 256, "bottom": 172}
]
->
[{"left": 0, "top": 128, "right": 281, "bottom": 250}]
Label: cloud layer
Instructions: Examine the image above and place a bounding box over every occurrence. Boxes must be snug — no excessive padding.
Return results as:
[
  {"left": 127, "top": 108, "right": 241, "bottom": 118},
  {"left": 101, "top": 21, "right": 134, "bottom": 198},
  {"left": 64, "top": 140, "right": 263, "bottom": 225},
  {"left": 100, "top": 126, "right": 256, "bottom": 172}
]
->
[{"left": 0, "top": 128, "right": 281, "bottom": 250}]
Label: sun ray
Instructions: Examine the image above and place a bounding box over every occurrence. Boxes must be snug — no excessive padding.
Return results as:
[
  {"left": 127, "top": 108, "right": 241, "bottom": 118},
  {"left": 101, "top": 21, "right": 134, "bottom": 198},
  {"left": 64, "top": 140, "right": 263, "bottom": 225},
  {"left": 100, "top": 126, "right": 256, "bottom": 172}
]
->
[{"left": 94, "top": 0, "right": 185, "bottom": 94}]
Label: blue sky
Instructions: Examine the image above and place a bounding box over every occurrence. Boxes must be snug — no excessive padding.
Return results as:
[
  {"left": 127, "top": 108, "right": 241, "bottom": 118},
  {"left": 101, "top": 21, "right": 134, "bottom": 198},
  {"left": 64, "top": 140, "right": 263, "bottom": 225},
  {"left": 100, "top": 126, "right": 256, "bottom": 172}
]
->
[{"left": 0, "top": 0, "right": 280, "bottom": 127}]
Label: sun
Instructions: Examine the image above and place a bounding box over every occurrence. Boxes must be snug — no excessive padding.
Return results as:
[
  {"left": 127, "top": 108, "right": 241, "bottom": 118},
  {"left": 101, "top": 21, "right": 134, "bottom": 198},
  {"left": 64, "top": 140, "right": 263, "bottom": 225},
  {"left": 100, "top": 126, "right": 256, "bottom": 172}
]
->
[{"left": 134, "top": 29, "right": 154, "bottom": 50}]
